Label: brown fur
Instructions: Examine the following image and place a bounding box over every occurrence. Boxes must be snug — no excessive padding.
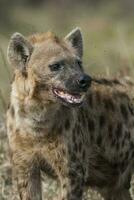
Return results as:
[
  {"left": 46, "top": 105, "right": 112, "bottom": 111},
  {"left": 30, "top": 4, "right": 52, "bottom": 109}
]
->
[{"left": 7, "top": 29, "right": 134, "bottom": 200}]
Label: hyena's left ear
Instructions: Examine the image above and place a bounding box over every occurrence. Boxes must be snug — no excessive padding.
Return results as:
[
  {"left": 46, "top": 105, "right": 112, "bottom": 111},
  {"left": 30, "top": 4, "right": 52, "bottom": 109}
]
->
[
  {"left": 65, "top": 27, "right": 83, "bottom": 58},
  {"left": 7, "top": 32, "right": 33, "bottom": 72}
]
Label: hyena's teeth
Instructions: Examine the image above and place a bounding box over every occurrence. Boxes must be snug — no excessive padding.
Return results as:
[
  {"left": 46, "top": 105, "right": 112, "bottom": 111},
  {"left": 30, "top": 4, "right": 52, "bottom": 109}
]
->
[
  {"left": 53, "top": 88, "right": 85, "bottom": 104},
  {"left": 60, "top": 91, "right": 64, "bottom": 95}
]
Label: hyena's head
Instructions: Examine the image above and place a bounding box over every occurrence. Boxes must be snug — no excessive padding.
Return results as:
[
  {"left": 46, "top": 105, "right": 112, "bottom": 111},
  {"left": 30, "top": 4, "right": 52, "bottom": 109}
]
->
[{"left": 8, "top": 28, "right": 92, "bottom": 107}]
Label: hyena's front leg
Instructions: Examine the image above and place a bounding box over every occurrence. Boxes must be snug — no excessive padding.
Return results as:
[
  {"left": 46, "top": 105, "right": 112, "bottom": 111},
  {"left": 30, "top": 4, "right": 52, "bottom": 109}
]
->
[
  {"left": 12, "top": 153, "right": 42, "bottom": 200},
  {"left": 60, "top": 165, "right": 84, "bottom": 200}
]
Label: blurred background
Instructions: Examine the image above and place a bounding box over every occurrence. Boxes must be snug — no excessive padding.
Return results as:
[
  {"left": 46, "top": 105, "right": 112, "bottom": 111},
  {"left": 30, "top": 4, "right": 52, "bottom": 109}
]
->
[{"left": 1, "top": 0, "right": 134, "bottom": 199}]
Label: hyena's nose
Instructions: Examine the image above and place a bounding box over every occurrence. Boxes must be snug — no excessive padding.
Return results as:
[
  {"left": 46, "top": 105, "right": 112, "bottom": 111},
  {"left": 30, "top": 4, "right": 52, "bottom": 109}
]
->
[{"left": 77, "top": 74, "right": 92, "bottom": 91}]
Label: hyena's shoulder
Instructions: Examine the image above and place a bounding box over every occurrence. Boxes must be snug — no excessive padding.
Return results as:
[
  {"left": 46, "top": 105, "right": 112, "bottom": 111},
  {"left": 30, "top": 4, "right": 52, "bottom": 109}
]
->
[{"left": 86, "top": 76, "right": 134, "bottom": 117}]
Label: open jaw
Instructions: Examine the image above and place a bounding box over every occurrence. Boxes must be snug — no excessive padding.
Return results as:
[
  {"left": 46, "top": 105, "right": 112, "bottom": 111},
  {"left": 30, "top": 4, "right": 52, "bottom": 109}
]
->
[{"left": 52, "top": 88, "right": 85, "bottom": 105}]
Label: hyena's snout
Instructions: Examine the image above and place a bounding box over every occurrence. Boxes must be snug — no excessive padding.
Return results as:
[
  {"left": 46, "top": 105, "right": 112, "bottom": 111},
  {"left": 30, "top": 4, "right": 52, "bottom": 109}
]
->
[
  {"left": 66, "top": 73, "right": 92, "bottom": 93},
  {"left": 52, "top": 73, "right": 92, "bottom": 105},
  {"left": 77, "top": 74, "right": 92, "bottom": 91}
]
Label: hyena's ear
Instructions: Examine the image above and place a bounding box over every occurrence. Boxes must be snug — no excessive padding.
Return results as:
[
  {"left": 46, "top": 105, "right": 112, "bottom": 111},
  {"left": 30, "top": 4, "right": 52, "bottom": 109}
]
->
[
  {"left": 7, "top": 32, "right": 33, "bottom": 71},
  {"left": 65, "top": 27, "right": 83, "bottom": 58}
]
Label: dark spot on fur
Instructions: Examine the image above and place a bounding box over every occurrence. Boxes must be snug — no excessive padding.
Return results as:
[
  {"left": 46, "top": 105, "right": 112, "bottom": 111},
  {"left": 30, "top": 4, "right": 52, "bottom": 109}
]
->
[
  {"left": 84, "top": 109, "right": 89, "bottom": 119},
  {"left": 70, "top": 178, "right": 76, "bottom": 186},
  {"left": 120, "top": 104, "right": 128, "bottom": 121},
  {"left": 33, "top": 127, "right": 45, "bottom": 132},
  {"left": 58, "top": 166, "right": 62, "bottom": 171},
  {"left": 96, "top": 91, "right": 101, "bottom": 104},
  {"left": 72, "top": 132, "right": 76, "bottom": 141},
  {"left": 70, "top": 154, "right": 77, "bottom": 162},
  {"left": 80, "top": 111, "right": 86, "bottom": 127},
  {"left": 112, "top": 79, "right": 120, "bottom": 84},
  {"left": 62, "top": 148, "right": 66, "bottom": 156},
  {"left": 88, "top": 118, "right": 95, "bottom": 131},
  {"left": 104, "top": 98, "right": 115, "bottom": 111},
  {"left": 68, "top": 170, "right": 76, "bottom": 178},
  {"left": 128, "top": 104, "right": 134, "bottom": 115},
  {"left": 22, "top": 71, "right": 28, "bottom": 78},
  {"left": 93, "top": 78, "right": 120, "bottom": 86},
  {"left": 120, "top": 161, "right": 127, "bottom": 172},
  {"left": 125, "top": 151, "right": 129, "bottom": 161},
  {"left": 9, "top": 124, "right": 13, "bottom": 131},
  {"left": 111, "top": 163, "right": 118, "bottom": 169},
  {"left": 111, "top": 138, "right": 116, "bottom": 147},
  {"left": 97, "top": 135, "right": 102, "bottom": 146},
  {"left": 68, "top": 144, "right": 72, "bottom": 155},
  {"left": 90, "top": 133, "right": 94, "bottom": 142},
  {"left": 57, "top": 126, "right": 62, "bottom": 134},
  {"left": 124, "top": 131, "right": 130, "bottom": 140},
  {"left": 65, "top": 119, "right": 70, "bottom": 130},
  {"left": 88, "top": 93, "right": 93, "bottom": 108},
  {"left": 131, "top": 150, "right": 134, "bottom": 159},
  {"left": 78, "top": 114, "right": 81, "bottom": 122},
  {"left": 130, "top": 141, "right": 134, "bottom": 149},
  {"left": 72, "top": 187, "right": 83, "bottom": 197},
  {"left": 74, "top": 142, "right": 78, "bottom": 152},
  {"left": 95, "top": 78, "right": 112, "bottom": 86},
  {"left": 119, "top": 152, "right": 124, "bottom": 159},
  {"left": 7, "top": 102, "right": 10, "bottom": 110},
  {"left": 10, "top": 106, "right": 15, "bottom": 117},
  {"left": 78, "top": 110, "right": 85, "bottom": 127},
  {"left": 76, "top": 165, "right": 83, "bottom": 174},
  {"left": 121, "top": 139, "right": 125, "bottom": 148},
  {"left": 78, "top": 141, "right": 82, "bottom": 152},
  {"left": 63, "top": 184, "right": 66, "bottom": 189},
  {"left": 115, "top": 123, "right": 123, "bottom": 139},
  {"left": 82, "top": 150, "right": 86, "bottom": 160},
  {"left": 76, "top": 126, "right": 80, "bottom": 135},
  {"left": 99, "top": 115, "right": 106, "bottom": 128},
  {"left": 10, "top": 73, "right": 15, "bottom": 84},
  {"left": 127, "top": 131, "right": 130, "bottom": 140},
  {"left": 15, "top": 129, "right": 19, "bottom": 133},
  {"left": 124, "top": 174, "right": 131, "bottom": 190},
  {"left": 118, "top": 92, "right": 129, "bottom": 100},
  {"left": 108, "top": 124, "right": 113, "bottom": 138},
  {"left": 116, "top": 142, "right": 119, "bottom": 151}
]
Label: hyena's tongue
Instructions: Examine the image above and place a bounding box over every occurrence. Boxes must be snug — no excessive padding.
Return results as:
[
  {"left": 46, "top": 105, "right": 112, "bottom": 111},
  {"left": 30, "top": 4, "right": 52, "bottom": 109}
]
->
[{"left": 53, "top": 88, "right": 85, "bottom": 104}]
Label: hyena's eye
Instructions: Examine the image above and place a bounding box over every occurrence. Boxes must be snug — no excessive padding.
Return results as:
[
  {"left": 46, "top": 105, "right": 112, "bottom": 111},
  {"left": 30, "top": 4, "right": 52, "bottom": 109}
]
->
[{"left": 49, "top": 63, "right": 61, "bottom": 71}]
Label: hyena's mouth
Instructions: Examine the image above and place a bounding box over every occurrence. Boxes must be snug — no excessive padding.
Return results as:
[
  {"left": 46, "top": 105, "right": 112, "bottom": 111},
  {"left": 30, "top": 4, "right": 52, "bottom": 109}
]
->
[{"left": 52, "top": 88, "right": 85, "bottom": 105}]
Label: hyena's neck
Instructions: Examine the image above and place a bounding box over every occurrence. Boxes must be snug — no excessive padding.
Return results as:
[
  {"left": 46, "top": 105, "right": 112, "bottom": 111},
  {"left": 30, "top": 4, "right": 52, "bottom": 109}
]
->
[{"left": 11, "top": 90, "right": 73, "bottom": 136}]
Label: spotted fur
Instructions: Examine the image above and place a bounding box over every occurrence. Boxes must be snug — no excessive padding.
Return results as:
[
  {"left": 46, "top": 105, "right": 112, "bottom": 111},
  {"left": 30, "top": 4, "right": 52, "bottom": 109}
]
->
[{"left": 7, "top": 28, "right": 134, "bottom": 200}]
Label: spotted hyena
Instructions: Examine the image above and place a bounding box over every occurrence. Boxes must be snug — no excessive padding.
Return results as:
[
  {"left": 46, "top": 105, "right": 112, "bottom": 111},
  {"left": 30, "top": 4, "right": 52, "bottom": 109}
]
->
[{"left": 7, "top": 28, "right": 134, "bottom": 200}]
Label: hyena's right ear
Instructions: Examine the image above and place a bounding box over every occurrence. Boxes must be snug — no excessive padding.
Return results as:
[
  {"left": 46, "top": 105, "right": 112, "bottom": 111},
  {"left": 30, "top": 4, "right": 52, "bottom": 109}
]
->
[
  {"left": 65, "top": 27, "right": 83, "bottom": 58},
  {"left": 7, "top": 32, "right": 33, "bottom": 72}
]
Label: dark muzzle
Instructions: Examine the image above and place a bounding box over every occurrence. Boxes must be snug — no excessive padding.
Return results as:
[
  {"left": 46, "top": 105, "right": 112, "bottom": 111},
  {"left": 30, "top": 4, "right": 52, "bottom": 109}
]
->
[{"left": 65, "top": 73, "right": 92, "bottom": 93}]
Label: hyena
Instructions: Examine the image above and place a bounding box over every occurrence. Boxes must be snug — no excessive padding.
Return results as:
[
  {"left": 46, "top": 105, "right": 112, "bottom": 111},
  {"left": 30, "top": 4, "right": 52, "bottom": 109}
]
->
[{"left": 7, "top": 28, "right": 134, "bottom": 200}]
